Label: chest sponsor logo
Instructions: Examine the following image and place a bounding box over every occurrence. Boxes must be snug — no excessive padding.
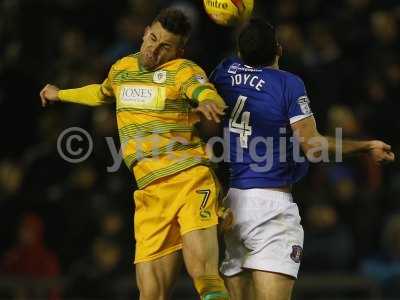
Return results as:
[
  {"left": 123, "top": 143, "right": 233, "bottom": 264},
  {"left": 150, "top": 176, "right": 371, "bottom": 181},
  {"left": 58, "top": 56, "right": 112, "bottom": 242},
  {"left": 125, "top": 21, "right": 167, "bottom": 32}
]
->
[
  {"left": 228, "top": 63, "right": 241, "bottom": 74},
  {"left": 227, "top": 62, "right": 263, "bottom": 75},
  {"left": 153, "top": 70, "right": 167, "bottom": 84},
  {"left": 119, "top": 85, "right": 165, "bottom": 110}
]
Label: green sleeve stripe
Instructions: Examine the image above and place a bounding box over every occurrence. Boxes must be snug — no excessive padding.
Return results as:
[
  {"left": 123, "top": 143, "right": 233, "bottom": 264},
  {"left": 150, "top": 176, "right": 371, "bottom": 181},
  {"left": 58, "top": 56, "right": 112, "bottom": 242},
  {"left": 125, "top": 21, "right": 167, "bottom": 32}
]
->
[
  {"left": 203, "top": 291, "right": 230, "bottom": 300},
  {"left": 192, "top": 85, "right": 213, "bottom": 101}
]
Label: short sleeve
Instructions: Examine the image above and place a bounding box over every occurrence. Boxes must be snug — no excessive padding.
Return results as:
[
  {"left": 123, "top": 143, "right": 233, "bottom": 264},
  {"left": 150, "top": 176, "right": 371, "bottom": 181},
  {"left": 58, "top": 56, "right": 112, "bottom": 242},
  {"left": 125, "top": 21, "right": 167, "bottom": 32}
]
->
[
  {"left": 285, "top": 74, "right": 313, "bottom": 124},
  {"left": 177, "top": 62, "right": 214, "bottom": 101}
]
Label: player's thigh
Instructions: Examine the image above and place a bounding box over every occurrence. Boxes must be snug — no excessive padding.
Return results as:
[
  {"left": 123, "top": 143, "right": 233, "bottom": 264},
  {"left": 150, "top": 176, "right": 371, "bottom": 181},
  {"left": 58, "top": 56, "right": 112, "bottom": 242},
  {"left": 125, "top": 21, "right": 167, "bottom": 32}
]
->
[
  {"left": 178, "top": 166, "right": 221, "bottom": 277},
  {"left": 136, "top": 251, "right": 183, "bottom": 299},
  {"left": 134, "top": 183, "right": 183, "bottom": 264},
  {"left": 178, "top": 166, "right": 220, "bottom": 236},
  {"left": 252, "top": 271, "right": 294, "bottom": 300},
  {"left": 224, "top": 271, "right": 255, "bottom": 300},
  {"left": 181, "top": 225, "right": 219, "bottom": 277}
]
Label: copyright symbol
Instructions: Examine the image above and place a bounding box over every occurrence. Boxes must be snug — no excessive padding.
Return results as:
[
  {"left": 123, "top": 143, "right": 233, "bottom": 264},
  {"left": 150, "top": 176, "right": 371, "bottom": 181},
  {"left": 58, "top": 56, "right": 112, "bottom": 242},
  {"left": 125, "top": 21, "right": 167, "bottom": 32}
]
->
[{"left": 57, "top": 127, "right": 93, "bottom": 163}]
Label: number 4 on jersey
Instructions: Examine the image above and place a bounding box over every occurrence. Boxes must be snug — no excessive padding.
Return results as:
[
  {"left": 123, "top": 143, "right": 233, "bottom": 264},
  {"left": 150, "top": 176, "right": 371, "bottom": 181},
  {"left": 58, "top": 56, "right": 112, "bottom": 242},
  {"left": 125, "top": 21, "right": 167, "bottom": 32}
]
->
[{"left": 229, "top": 95, "right": 252, "bottom": 148}]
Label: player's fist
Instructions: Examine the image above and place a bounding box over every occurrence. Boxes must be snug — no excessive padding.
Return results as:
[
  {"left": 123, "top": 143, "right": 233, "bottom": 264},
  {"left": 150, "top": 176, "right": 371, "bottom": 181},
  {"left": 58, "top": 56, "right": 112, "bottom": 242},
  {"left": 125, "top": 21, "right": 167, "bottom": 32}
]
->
[
  {"left": 40, "top": 84, "right": 60, "bottom": 107},
  {"left": 367, "top": 140, "right": 395, "bottom": 163}
]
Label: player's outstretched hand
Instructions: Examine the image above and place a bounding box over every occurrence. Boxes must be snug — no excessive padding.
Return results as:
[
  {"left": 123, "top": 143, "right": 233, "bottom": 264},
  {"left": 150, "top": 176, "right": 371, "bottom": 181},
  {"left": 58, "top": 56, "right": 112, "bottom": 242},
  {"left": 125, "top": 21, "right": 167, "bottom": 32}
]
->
[
  {"left": 368, "top": 140, "right": 395, "bottom": 164},
  {"left": 40, "top": 84, "right": 60, "bottom": 107},
  {"left": 194, "top": 100, "right": 226, "bottom": 123}
]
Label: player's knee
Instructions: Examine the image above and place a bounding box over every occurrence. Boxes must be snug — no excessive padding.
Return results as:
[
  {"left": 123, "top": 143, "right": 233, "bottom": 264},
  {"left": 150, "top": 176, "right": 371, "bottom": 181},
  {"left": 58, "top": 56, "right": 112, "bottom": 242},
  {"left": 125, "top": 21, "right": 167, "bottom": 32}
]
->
[
  {"left": 138, "top": 286, "right": 167, "bottom": 300},
  {"left": 187, "top": 261, "right": 216, "bottom": 279},
  {"left": 137, "top": 278, "right": 168, "bottom": 300},
  {"left": 194, "top": 275, "right": 230, "bottom": 300},
  {"left": 186, "top": 250, "right": 219, "bottom": 279}
]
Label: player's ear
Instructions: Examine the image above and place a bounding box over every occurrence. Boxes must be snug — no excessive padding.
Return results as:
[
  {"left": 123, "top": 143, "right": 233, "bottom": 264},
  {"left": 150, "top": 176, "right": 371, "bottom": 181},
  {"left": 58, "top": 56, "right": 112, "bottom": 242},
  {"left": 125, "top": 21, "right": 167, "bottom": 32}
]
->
[
  {"left": 177, "top": 47, "right": 185, "bottom": 58},
  {"left": 177, "top": 36, "right": 187, "bottom": 57}
]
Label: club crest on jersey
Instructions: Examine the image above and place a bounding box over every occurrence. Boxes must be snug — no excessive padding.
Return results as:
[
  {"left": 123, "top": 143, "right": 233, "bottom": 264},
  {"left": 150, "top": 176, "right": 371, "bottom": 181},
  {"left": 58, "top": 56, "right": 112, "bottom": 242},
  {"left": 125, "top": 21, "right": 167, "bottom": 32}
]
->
[
  {"left": 153, "top": 70, "right": 167, "bottom": 83},
  {"left": 228, "top": 63, "right": 241, "bottom": 74},
  {"left": 290, "top": 245, "right": 303, "bottom": 263},
  {"left": 297, "top": 96, "right": 312, "bottom": 115}
]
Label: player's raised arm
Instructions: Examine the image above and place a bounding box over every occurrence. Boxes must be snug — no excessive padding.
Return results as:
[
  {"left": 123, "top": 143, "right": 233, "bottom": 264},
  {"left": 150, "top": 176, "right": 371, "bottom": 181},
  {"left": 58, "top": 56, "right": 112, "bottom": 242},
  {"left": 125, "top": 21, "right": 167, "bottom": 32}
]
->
[
  {"left": 40, "top": 64, "right": 116, "bottom": 107},
  {"left": 291, "top": 115, "right": 395, "bottom": 164},
  {"left": 285, "top": 73, "right": 395, "bottom": 164},
  {"left": 40, "top": 80, "right": 115, "bottom": 107}
]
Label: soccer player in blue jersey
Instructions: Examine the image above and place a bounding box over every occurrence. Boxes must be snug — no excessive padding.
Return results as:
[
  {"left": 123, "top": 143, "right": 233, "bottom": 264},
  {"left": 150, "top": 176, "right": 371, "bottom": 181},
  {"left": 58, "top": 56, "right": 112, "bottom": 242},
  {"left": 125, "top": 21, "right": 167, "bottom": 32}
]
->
[{"left": 210, "top": 18, "right": 395, "bottom": 300}]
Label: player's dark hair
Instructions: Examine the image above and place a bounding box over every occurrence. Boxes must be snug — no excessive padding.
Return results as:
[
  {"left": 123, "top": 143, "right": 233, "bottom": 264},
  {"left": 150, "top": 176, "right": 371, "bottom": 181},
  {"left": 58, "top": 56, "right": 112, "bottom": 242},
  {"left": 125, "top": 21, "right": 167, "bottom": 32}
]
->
[
  {"left": 238, "top": 18, "right": 278, "bottom": 67},
  {"left": 153, "top": 8, "right": 192, "bottom": 46}
]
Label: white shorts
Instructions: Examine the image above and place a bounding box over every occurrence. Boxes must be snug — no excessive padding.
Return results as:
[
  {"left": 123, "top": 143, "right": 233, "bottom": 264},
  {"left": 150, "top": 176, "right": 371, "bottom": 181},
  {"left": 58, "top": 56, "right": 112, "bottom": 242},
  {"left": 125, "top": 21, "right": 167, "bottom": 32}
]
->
[{"left": 220, "top": 188, "right": 304, "bottom": 279}]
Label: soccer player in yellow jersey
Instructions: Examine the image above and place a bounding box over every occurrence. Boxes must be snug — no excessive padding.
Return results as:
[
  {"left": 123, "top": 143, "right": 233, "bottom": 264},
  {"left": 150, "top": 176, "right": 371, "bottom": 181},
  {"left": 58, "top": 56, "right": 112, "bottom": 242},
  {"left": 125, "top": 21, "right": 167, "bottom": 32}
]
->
[{"left": 40, "top": 8, "right": 229, "bottom": 300}]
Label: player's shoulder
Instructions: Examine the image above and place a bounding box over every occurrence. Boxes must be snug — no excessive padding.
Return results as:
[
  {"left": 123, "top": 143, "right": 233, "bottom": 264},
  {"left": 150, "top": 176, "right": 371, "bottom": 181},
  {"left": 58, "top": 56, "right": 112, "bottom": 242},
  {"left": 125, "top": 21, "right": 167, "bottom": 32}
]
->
[
  {"left": 277, "top": 69, "right": 305, "bottom": 86},
  {"left": 210, "top": 56, "right": 240, "bottom": 81},
  {"left": 112, "top": 53, "right": 140, "bottom": 69},
  {"left": 261, "top": 68, "right": 305, "bottom": 90},
  {"left": 172, "top": 58, "right": 203, "bottom": 71}
]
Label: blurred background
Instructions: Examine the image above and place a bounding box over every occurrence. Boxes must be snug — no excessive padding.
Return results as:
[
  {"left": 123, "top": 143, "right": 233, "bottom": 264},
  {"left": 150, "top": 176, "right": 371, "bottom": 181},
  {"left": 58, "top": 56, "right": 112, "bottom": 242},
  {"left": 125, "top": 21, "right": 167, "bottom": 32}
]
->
[{"left": 1, "top": 0, "right": 400, "bottom": 299}]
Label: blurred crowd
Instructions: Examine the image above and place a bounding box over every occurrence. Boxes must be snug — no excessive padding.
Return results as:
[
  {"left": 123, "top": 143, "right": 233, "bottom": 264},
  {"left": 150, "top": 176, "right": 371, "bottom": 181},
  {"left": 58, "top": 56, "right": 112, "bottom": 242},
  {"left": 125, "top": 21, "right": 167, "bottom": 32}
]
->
[{"left": 1, "top": 0, "right": 400, "bottom": 299}]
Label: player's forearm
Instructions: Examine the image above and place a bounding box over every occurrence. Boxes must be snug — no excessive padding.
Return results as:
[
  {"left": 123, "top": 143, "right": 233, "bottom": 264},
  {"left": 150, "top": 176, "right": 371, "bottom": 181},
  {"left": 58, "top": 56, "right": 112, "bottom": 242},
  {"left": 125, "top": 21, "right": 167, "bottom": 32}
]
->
[
  {"left": 303, "top": 135, "right": 370, "bottom": 160},
  {"left": 326, "top": 136, "right": 370, "bottom": 155},
  {"left": 58, "top": 84, "right": 111, "bottom": 106}
]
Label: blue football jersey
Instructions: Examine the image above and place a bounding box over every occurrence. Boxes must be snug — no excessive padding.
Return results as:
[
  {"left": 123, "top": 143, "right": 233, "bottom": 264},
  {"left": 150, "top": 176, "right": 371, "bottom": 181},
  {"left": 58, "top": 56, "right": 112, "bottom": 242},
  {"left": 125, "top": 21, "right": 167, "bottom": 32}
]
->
[{"left": 210, "top": 57, "right": 313, "bottom": 189}]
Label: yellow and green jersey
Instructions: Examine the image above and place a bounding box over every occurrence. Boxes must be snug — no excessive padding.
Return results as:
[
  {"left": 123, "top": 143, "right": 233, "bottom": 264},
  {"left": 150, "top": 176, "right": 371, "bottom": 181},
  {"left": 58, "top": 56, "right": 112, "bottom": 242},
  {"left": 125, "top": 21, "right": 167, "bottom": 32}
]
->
[{"left": 58, "top": 53, "right": 225, "bottom": 189}]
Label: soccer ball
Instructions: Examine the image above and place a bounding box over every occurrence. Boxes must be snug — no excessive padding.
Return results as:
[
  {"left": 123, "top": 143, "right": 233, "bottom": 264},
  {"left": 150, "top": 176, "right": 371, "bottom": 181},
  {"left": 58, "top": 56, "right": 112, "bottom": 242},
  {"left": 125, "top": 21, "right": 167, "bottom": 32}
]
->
[{"left": 203, "top": 0, "right": 254, "bottom": 26}]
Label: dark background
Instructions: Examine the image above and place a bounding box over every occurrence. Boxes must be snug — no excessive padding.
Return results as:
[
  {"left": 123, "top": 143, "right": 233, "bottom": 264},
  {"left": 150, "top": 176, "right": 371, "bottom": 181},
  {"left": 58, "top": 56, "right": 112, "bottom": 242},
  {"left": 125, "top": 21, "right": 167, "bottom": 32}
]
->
[{"left": 1, "top": 0, "right": 400, "bottom": 299}]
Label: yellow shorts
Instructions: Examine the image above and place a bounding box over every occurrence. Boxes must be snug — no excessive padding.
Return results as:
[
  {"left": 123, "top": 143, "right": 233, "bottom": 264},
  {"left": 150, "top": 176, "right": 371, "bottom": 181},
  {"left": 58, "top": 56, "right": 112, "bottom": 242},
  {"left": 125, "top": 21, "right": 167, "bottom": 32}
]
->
[{"left": 133, "top": 165, "right": 220, "bottom": 263}]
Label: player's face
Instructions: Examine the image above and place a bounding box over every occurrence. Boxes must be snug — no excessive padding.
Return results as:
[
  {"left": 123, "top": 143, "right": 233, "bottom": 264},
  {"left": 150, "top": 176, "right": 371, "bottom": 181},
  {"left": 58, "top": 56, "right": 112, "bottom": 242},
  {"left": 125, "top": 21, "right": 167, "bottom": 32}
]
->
[{"left": 140, "top": 22, "right": 183, "bottom": 70}]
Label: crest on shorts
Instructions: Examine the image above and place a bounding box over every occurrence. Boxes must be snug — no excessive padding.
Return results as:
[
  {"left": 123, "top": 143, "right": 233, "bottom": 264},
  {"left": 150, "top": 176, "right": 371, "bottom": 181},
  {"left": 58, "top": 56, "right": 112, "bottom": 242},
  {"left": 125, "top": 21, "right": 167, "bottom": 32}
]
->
[
  {"left": 200, "top": 210, "right": 211, "bottom": 220},
  {"left": 290, "top": 245, "right": 303, "bottom": 263},
  {"left": 153, "top": 70, "right": 167, "bottom": 83}
]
